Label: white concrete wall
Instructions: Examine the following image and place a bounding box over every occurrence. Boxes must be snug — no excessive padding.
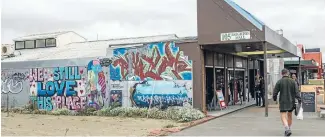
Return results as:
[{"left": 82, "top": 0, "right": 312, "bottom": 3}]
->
[
  {"left": 56, "top": 32, "right": 86, "bottom": 47},
  {"left": 267, "top": 58, "right": 284, "bottom": 99}
]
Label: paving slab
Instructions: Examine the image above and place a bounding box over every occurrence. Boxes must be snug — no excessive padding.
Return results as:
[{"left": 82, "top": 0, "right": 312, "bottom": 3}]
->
[{"left": 172, "top": 106, "right": 325, "bottom": 136}]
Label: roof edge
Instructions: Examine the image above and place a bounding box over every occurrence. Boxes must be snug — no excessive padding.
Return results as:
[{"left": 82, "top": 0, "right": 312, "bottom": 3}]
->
[{"left": 73, "top": 34, "right": 179, "bottom": 44}]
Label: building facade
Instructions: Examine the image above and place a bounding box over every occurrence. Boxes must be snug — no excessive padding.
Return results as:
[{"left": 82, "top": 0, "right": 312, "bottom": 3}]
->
[{"left": 1, "top": 0, "right": 301, "bottom": 113}]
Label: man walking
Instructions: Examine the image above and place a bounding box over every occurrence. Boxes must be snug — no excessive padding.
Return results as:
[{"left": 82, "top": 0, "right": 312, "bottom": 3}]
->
[{"left": 273, "top": 69, "right": 301, "bottom": 136}]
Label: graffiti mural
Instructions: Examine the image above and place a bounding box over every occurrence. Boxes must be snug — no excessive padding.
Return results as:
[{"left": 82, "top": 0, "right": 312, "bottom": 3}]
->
[
  {"left": 1, "top": 70, "right": 29, "bottom": 94},
  {"left": 110, "top": 42, "right": 192, "bottom": 81},
  {"left": 110, "top": 42, "right": 193, "bottom": 108},
  {"left": 1, "top": 69, "right": 30, "bottom": 108},
  {"left": 29, "top": 67, "right": 88, "bottom": 111},
  {"left": 87, "top": 60, "right": 108, "bottom": 110},
  {"left": 129, "top": 80, "right": 192, "bottom": 108}
]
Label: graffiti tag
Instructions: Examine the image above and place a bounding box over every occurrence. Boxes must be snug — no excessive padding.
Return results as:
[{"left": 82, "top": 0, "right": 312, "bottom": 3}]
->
[{"left": 1, "top": 72, "right": 27, "bottom": 94}]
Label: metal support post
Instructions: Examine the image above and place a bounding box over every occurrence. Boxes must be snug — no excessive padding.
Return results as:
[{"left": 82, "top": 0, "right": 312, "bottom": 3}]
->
[
  {"left": 247, "top": 58, "right": 250, "bottom": 102},
  {"left": 225, "top": 54, "right": 229, "bottom": 105},
  {"left": 213, "top": 52, "right": 217, "bottom": 110},
  {"left": 263, "top": 42, "right": 268, "bottom": 117},
  {"left": 253, "top": 60, "right": 256, "bottom": 101},
  {"left": 298, "top": 57, "right": 302, "bottom": 91},
  {"left": 233, "top": 55, "right": 236, "bottom": 105}
]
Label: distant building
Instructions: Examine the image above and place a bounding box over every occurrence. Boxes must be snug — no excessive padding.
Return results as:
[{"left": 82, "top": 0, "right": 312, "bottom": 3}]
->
[
  {"left": 13, "top": 31, "right": 87, "bottom": 50},
  {"left": 303, "top": 48, "right": 323, "bottom": 79},
  {"left": 2, "top": 31, "right": 178, "bottom": 62}
]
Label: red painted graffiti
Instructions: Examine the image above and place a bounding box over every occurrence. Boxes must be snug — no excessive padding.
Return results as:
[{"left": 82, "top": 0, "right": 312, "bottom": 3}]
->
[{"left": 112, "top": 42, "right": 191, "bottom": 80}]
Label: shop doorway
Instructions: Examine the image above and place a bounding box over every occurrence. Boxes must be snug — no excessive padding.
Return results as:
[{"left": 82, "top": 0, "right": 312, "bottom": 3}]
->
[
  {"left": 249, "top": 69, "right": 256, "bottom": 99},
  {"left": 227, "top": 69, "right": 245, "bottom": 105},
  {"left": 205, "top": 67, "right": 226, "bottom": 111}
]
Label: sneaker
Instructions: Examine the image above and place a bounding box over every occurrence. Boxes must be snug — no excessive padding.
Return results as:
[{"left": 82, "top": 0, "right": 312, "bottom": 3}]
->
[{"left": 285, "top": 129, "right": 292, "bottom": 136}]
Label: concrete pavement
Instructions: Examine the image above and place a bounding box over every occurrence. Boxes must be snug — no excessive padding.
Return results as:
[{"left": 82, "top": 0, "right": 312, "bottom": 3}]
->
[{"left": 172, "top": 106, "right": 325, "bottom": 136}]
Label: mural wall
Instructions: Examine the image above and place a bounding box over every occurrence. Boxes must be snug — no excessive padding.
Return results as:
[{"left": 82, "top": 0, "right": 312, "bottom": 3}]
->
[
  {"left": 29, "top": 66, "right": 89, "bottom": 111},
  {"left": 1, "top": 59, "right": 110, "bottom": 111},
  {"left": 110, "top": 42, "right": 193, "bottom": 108},
  {"left": 1, "top": 42, "right": 193, "bottom": 111}
]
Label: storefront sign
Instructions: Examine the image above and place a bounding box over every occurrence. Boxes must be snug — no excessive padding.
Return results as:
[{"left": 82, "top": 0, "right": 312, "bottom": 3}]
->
[
  {"left": 216, "top": 90, "right": 227, "bottom": 109},
  {"left": 220, "top": 31, "right": 251, "bottom": 41},
  {"left": 236, "top": 62, "right": 243, "bottom": 68}
]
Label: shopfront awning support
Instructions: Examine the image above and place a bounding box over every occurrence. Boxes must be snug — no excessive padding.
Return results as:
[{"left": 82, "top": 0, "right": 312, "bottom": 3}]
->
[
  {"left": 213, "top": 52, "right": 217, "bottom": 110},
  {"left": 253, "top": 59, "right": 256, "bottom": 100},
  {"left": 298, "top": 57, "right": 302, "bottom": 91},
  {"left": 264, "top": 42, "right": 269, "bottom": 117}
]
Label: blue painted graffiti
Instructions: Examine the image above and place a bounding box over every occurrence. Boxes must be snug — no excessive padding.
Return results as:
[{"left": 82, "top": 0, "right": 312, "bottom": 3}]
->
[
  {"left": 130, "top": 80, "right": 192, "bottom": 108},
  {"left": 37, "top": 67, "right": 81, "bottom": 97}
]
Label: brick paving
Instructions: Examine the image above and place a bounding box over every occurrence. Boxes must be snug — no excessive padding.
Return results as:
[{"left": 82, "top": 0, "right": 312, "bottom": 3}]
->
[{"left": 172, "top": 106, "right": 325, "bottom": 136}]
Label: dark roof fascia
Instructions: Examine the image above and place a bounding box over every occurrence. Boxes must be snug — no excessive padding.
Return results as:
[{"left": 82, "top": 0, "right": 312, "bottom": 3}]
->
[{"left": 264, "top": 26, "right": 299, "bottom": 57}]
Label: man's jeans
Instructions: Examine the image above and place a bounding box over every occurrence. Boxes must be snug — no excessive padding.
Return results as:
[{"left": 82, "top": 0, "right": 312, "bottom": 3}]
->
[{"left": 256, "top": 90, "right": 265, "bottom": 106}]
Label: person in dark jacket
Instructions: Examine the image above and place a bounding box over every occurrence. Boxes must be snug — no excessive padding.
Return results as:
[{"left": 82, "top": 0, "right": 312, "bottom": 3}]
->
[
  {"left": 255, "top": 74, "right": 261, "bottom": 106},
  {"left": 273, "top": 69, "right": 301, "bottom": 136},
  {"left": 259, "top": 76, "right": 265, "bottom": 107}
]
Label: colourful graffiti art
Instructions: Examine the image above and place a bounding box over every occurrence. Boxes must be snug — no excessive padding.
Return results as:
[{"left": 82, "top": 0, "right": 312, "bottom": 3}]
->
[
  {"left": 87, "top": 59, "right": 107, "bottom": 109},
  {"left": 110, "top": 42, "right": 192, "bottom": 81},
  {"left": 29, "top": 67, "right": 87, "bottom": 111},
  {"left": 129, "top": 81, "right": 192, "bottom": 108}
]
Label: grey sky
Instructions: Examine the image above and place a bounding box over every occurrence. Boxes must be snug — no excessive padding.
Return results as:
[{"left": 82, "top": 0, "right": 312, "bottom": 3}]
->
[{"left": 1, "top": 0, "right": 325, "bottom": 59}]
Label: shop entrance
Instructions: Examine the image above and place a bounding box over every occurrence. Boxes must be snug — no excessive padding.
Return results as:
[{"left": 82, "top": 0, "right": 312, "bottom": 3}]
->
[
  {"left": 227, "top": 69, "right": 245, "bottom": 105},
  {"left": 205, "top": 67, "right": 225, "bottom": 110}
]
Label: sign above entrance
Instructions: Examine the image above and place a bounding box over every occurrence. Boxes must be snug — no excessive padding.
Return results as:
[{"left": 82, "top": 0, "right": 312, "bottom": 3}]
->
[{"left": 220, "top": 31, "right": 251, "bottom": 41}]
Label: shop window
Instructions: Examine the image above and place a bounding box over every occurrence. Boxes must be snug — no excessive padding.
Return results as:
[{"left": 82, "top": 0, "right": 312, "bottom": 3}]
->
[
  {"left": 227, "top": 55, "right": 234, "bottom": 67},
  {"left": 46, "top": 38, "right": 56, "bottom": 47},
  {"left": 217, "top": 53, "right": 224, "bottom": 66},
  {"left": 205, "top": 51, "right": 214, "bottom": 66},
  {"left": 36, "top": 39, "right": 46, "bottom": 48},
  {"left": 25, "top": 40, "right": 35, "bottom": 49},
  {"left": 15, "top": 41, "right": 24, "bottom": 50}
]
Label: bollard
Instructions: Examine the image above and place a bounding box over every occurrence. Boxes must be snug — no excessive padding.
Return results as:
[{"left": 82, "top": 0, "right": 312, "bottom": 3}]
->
[{"left": 6, "top": 93, "right": 9, "bottom": 117}]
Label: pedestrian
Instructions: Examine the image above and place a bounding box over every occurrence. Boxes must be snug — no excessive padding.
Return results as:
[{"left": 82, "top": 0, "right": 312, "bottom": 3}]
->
[
  {"left": 291, "top": 74, "right": 300, "bottom": 87},
  {"left": 255, "top": 74, "right": 261, "bottom": 106},
  {"left": 273, "top": 69, "right": 301, "bottom": 136},
  {"left": 259, "top": 76, "right": 265, "bottom": 107}
]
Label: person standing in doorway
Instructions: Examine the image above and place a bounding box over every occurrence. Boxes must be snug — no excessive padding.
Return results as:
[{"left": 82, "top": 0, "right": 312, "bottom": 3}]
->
[
  {"left": 255, "top": 73, "right": 261, "bottom": 106},
  {"left": 273, "top": 69, "right": 301, "bottom": 136},
  {"left": 259, "top": 76, "right": 265, "bottom": 107}
]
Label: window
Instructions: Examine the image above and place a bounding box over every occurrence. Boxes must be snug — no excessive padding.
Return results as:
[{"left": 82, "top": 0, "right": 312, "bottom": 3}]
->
[
  {"left": 46, "top": 38, "right": 56, "bottom": 47},
  {"left": 36, "top": 39, "right": 46, "bottom": 48},
  {"left": 217, "top": 53, "right": 224, "bottom": 66},
  {"left": 15, "top": 41, "right": 24, "bottom": 49},
  {"left": 25, "top": 40, "right": 35, "bottom": 49}
]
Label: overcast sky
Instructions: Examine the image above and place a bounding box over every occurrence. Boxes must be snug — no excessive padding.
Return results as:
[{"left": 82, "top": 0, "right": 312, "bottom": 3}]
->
[{"left": 1, "top": 0, "right": 325, "bottom": 59}]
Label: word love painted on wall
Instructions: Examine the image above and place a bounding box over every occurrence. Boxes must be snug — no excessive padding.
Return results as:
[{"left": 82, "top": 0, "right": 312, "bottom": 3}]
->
[
  {"left": 29, "top": 67, "right": 87, "bottom": 111},
  {"left": 37, "top": 67, "right": 81, "bottom": 96}
]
